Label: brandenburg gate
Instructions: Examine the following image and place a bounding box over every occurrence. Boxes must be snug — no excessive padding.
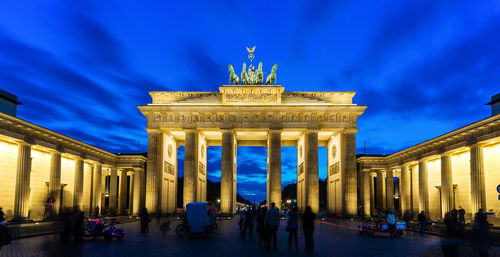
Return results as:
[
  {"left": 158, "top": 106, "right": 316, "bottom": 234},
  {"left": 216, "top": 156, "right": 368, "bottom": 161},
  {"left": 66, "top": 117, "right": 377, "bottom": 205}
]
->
[{"left": 138, "top": 52, "right": 366, "bottom": 216}]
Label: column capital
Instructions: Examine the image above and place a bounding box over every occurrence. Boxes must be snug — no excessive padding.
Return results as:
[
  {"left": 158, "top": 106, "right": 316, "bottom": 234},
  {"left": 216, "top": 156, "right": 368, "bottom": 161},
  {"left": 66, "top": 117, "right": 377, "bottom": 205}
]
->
[
  {"left": 343, "top": 128, "right": 359, "bottom": 134},
  {"left": 146, "top": 128, "right": 161, "bottom": 134}
]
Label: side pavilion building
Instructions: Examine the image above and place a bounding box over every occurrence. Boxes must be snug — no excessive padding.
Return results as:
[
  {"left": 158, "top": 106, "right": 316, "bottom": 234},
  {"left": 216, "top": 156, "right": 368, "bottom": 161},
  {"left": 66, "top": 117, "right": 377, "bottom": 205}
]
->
[
  {"left": 138, "top": 85, "right": 366, "bottom": 216},
  {"left": 357, "top": 102, "right": 500, "bottom": 224}
]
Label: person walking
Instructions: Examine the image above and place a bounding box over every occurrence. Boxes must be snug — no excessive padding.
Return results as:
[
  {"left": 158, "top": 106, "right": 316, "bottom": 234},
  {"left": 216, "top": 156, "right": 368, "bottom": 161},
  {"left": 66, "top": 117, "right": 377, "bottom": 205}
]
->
[
  {"left": 287, "top": 206, "right": 299, "bottom": 250},
  {"left": 301, "top": 206, "right": 316, "bottom": 251},
  {"left": 441, "top": 211, "right": 459, "bottom": 257},
  {"left": 238, "top": 210, "right": 245, "bottom": 236},
  {"left": 256, "top": 207, "right": 268, "bottom": 248},
  {"left": 139, "top": 208, "right": 150, "bottom": 233},
  {"left": 387, "top": 210, "right": 396, "bottom": 237},
  {"left": 242, "top": 207, "right": 255, "bottom": 239},
  {"left": 458, "top": 206, "right": 465, "bottom": 225},
  {"left": 265, "top": 202, "right": 280, "bottom": 251},
  {"left": 471, "top": 209, "right": 490, "bottom": 257},
  {"left": 418, "top": 211, "right": 427, "bottom": 234}
]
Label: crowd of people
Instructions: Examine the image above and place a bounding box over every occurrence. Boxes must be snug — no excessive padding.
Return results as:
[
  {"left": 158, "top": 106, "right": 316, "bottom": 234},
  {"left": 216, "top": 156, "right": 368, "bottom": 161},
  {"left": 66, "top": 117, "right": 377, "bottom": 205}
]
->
[
  {"left": 374, "top": 206, "right": 492, "bottom": 257},
  {"left": 238, "top": 202, "right": 317, "bottom": 252}
]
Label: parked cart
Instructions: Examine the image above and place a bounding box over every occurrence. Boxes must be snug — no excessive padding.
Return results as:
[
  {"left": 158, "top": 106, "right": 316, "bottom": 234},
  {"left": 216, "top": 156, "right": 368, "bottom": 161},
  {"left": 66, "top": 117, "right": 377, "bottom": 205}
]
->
[{"left": 175, "top": 202, "right": 218, "bottom": 238}]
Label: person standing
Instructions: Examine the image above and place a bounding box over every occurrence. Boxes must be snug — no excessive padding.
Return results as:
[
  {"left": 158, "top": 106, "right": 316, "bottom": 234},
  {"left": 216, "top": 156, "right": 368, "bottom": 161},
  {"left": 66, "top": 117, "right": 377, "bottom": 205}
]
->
[
  {"left": 0, "top": 207, "right": 4, "bottom": 224},
  {"left": 242, "top": 207, "right": 255, "bottom": 239},
  {"left": 265, "top": 202, "right": 280, "bottom": 251},
  {"left": 139, "top": 208, "right": 150, "bottom": 233},
  {"left": 458, "top": 206, "right": 466, "bottom": 225},
  {"left": 418, "top": 211, "right": 427, "bottom": 234},
  {"left": 387, "top": 210, "right": 396, "bottom": 237},
  {"left": 256, "top": 207, "right": 268, "bottom": 248},
  {"left": 301, "top": 206, "right": 316, "bottom": 251},
  {"left": 287, "top": 206, "right": 299, "bottom": 250}
]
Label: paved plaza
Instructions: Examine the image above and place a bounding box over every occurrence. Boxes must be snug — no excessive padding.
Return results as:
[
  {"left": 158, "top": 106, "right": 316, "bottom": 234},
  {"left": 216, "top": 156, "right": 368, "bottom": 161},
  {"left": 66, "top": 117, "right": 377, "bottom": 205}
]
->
[{"left": 1, "top": 218, "right": 499, "bottom": 257}]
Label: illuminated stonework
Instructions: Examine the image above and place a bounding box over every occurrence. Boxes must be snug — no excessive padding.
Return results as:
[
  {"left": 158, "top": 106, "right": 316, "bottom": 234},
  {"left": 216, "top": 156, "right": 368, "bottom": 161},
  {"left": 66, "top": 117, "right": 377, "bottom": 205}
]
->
[
  {"left": 357, "top": 114, "right": 500, "bottom": 225},
  {"left": 0, "top": 112, "right": 146, "bottom": 221},
  {"left": 139, "top": 85, "right": 366, "bottom": 215}
]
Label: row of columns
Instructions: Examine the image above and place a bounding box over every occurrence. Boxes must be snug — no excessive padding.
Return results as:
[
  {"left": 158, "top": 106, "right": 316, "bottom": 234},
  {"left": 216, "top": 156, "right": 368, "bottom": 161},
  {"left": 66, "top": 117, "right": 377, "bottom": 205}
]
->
[
  {"left": 145, "top": 129, "right": 358, "bottom": 216},
  {"left": 12, "top": 140, "right": 145, "bottom": 220},
  {"left": 362, "top": 143, "right": 487, "bottom": 219}
]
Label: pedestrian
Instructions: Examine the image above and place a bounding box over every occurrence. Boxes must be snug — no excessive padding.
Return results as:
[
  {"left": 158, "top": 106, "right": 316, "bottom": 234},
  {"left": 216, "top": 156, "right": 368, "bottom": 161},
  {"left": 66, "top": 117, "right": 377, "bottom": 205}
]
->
[
  {"left": 387, "top": 209, "right": 396, "bottom": 237},
  {"left": 418, "top": 211, "right": 427, "bottom": 234},
  {"left": 441, "top": 211, "right": 459, "bottom": 257},
  {"left": 245, "top": 207, "right": 256, "bottom": 239},
  {"left": 72, "top": 211, "right": 84, "bottom": 242},
  {"left": 301, "top": 206, "right": 316, "bottom": 251},
  {"left": 238, "top": 210, "right": 245, "bottom": 236},
  {"left": 470, "top": 209, "right": 490, "bottom": 257},
  {"left": 0, "top": 207, "right": 4, "bottom": 224},
  {"left": 458, "top": 206, "right": 465, "bottom": 225},
  {"left": 256, "top": 207, "right": 268, "bottom": 248},
  {"left": 139, "top": 208, "right": 150, "bottom": 233},
  {"left": 287, "top": 206, "right": 299, "bottom": 250},
  {"left": 265, "top": 202, "right": 280, "bottom": 251}
]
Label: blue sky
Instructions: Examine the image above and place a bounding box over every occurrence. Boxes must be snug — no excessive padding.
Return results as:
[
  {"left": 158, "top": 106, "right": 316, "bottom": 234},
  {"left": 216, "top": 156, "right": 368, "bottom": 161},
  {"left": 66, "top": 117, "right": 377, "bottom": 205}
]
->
[{"left": 1, "top": 1, "right": 499, "bottom": 201}]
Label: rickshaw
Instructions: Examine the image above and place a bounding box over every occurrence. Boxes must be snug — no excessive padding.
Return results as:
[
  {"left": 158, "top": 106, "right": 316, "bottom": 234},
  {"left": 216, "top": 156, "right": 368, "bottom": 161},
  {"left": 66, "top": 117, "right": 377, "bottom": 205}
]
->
[
  {"left": 175, "top": 202, "right": 217, "bottom": 238},
  {"left": 82, "top": 217, "right": 126, "bottom": 241},
  {"left": 359, "top": 220, "right": 406, "bottom": 237}
]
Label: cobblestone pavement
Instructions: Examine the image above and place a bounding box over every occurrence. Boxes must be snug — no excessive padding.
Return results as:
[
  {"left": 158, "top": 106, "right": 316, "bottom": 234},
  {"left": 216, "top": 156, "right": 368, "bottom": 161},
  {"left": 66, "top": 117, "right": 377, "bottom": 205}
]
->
[{"left": 1, "top": 218, "right": 499, "bottom": 257}]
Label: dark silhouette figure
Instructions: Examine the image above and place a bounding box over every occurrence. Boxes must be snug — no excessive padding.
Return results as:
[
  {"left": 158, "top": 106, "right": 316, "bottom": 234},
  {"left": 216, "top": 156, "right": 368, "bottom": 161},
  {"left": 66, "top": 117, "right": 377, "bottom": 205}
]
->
[
  {"left": 471, "top": 209, "right": 490, "bottom": 257},
  {"left": 265, "top": 202, "right": 280, "bottom": 251},
  {"left": 0, "top": 207, "right": 4, "bottom": 223},
  {"left": 442, "top": 211, "right": 460, "bottom": 257},
  {"left": 242, "top": 207, "right": 255, "bottom": 239},
  {"left": 301, "top": 206, "right": 316, "bottom": 251},
  {"left": 256, "top": 207, "right": 268, "bottom": 248},
  {"left": 238, "top": 211, "right": 245, "bottom": 235},
  {"left": 418, "top": 211, "right": 427, "bottom": 234},
  {"left": 287, "top": 206, "right": 299, "bottom": 250},
  {"left": 458, "top": 206, "right": 466, "bottom": 225},
  {"left": 139, "top": 208, "right": 150, "bottom": 233},
  {"left": 73, "top": 211, "right": 84, "bottom": 242}
]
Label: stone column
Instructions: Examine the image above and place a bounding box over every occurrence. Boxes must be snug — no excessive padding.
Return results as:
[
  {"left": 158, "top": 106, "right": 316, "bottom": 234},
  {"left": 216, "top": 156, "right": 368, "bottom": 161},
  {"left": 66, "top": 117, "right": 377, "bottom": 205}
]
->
[
  {"left": 400, "top": 164, "right": 411, "bottom": 215},
  {"left": 441, "top": 153, "right": 453, "bottom": 218},
  {"left": 132, "top": 168, "right": 143, "bottom": 215},
  {"left": 386, "top": 168, "right": 394, "bottom": 211},
  {"left": 267, "top": 130, "right": 281, "bottom": 209},
  {"left": 73, "top": 157, "right": 84, "bottom": 211},
  {"left": 376, "top": 170, "right": 386, "bottom": 211},
  {"left": 470, "top": 145, "right": 486, "bottom": 213},
  {"left": 109, "top": 167, "right": 118, "bottom": 215},
  {"left": 48, "top": 151, "right": 62, "bottom": 216},
  {"left": 118, "top": 169, "right": 128, "bottom": 215},
  {"left": 183, "top": 130, "right": 198, "bottom": 207},
  {"left": 369, "top": 173, "right": 376, "bottom": 216},
  {"left": 129, "top": 172, "right": 134, "bottom": 212},
  {"left": 305, "top": 131, "right": 319, "bottom": 214},
  {"left": 344, "top": 130, "right": 358, "bottom": 216},
  {"left": 146, "top": 129, "right": 163, "bottom": 213},
  {"left": 418, "top": 159, "right": 429, "bottom": 214},
  {"left": 93, "top": 163, "right": 102, "bottom": 216},
  {"left": 13, "top": 142, "right": 31, "bottom": 220},
  {"left": 362, "top": 171, "right": 371, "bottom": 217},
  {"left": 221, "top": 130, "right": 236, "bottom": 216}
]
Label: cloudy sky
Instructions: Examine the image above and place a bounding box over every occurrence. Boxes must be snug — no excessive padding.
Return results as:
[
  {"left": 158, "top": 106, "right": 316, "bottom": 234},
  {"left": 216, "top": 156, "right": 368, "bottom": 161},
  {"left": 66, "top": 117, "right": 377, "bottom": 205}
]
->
[{"left": 1, "top": 0, "right": 499, "bottom": 201}]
